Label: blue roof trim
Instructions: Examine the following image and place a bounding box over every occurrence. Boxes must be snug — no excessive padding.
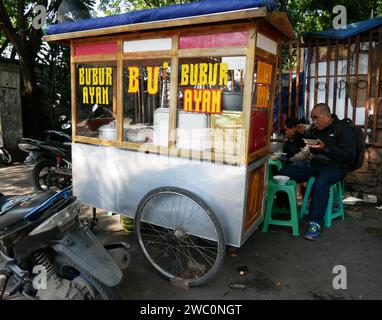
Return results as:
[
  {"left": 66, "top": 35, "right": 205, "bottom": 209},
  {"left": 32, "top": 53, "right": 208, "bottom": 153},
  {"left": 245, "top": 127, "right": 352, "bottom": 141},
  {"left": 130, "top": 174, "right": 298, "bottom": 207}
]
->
[
  {"left": 304, "top": 16, "right": 382, "bottom": 40},
  {"left": 47, "top": 0, "right": 278, "bottom": 35}
]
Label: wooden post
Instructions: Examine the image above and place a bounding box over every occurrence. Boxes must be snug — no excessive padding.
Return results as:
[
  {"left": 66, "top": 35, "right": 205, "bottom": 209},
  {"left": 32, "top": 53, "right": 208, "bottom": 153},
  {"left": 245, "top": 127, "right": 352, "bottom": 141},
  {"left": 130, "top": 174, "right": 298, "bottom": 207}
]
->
[
  {"left": 295, "top": 40, "right": 301, "bottom": 118},
  {"left": 242, "top": 22, "right": 257, "bottom": 166},
  {"left": 333, "top": 40, "right": 339, "bottom": 114},
  {"left": 306, "top": 40, "right": 312, "bottom": 121},
  {"left": 365, "top": 30, "right": 373, "bottom": 134},
  {"left": 278, "top": 44, "right": 282, "bottom": 132},
  {"left": 345, "top": 38, "right": 352, "bottom": 118},
  {"left": 352, "top": 34, "right": 360, "bottom": 123},
  {"left": 314, "top": 39, "right": 319, "bottom": 108},
  {"left": 288, "top": 41, "right": 293, "bottom": 116},
  {"left": 168, "top": 33, "right": 179, "bottom": 150},
  {"left": 325, "top": 39, "right": 331, "bottom": 106},
  {"left": 373, "top": 28, "right": 382, "bottom": 141},
  {"left": 117, "top": 40, "right": 124, "bottom": 143},
  {"left": 267, "top": 44, "right": 280, "bottom": 152},
  {"left": 70, "top": 42, "right": 77, "bottom": 139}
]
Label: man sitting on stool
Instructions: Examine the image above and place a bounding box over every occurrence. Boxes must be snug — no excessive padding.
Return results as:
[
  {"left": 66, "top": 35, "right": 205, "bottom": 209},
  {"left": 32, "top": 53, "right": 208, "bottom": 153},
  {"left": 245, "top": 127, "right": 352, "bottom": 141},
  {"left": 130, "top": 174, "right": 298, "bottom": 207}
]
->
[{"left": 279, "top": 103, "right": 357, "bottom": 240}]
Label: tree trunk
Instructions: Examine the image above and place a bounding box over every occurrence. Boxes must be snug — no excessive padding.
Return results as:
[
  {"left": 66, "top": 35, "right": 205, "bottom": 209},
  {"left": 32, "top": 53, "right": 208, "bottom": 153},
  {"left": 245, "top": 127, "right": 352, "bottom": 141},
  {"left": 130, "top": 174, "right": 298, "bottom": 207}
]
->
[{"left": 19, "top": 52, "right": 44, "bottom": 138}]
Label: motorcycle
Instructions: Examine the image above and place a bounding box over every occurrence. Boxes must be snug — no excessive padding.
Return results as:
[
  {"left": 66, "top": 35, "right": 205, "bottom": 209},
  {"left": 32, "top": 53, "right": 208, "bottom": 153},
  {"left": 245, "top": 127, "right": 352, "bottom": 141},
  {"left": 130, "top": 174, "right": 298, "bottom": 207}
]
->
[
  {"left": 18, "top": 138, "right": 72, "bottom": 192},
  {"left": 19, "top": 106, "right": 113, "bottom": 192},
  {"left": 0, "top": 187, "right": 128, "bottom": 300}
]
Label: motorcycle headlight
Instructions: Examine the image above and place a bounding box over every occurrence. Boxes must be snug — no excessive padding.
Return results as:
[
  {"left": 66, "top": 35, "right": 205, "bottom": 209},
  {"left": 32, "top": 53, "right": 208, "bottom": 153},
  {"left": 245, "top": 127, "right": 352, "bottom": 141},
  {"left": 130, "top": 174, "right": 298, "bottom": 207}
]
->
[{"left": 29, "top": 201, "right": 79, "bottom": 236}]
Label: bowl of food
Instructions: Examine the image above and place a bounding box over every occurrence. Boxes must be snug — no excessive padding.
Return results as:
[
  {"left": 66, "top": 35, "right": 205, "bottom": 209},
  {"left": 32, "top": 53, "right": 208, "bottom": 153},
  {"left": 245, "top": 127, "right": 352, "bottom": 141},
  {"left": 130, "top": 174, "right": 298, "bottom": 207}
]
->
[
  {"left": 273, "top": 175, "right": 290, "bottom": 185},
  {"left": 303, "top": 138, "right": 319, "bottom": 145},
  {"left": 272, "top": 152, "right": 287, "bottom": 160}
]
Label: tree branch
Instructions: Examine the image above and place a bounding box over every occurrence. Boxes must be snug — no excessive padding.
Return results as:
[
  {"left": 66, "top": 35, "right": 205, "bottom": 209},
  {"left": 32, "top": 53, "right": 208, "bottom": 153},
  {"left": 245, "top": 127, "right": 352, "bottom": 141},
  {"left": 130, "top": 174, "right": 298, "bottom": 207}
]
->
[
  {"left": 10, "top": 46, "right": 17, "bottom": 60},
  {"left": 0, "top": 38, "right": 9, "bottom": 55}
]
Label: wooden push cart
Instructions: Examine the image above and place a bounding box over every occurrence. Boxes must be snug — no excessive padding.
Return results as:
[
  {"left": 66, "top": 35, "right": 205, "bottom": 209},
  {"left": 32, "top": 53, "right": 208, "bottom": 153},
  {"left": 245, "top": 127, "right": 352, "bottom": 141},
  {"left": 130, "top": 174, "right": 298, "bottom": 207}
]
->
[{"left": 44, "top": 0, "right": 294, "bottom": 286}]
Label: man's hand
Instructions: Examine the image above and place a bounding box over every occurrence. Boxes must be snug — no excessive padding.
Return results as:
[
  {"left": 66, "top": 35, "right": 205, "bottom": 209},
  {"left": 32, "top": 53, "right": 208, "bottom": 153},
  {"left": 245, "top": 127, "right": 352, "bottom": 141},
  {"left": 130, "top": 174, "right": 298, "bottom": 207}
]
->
[{"left": 307, "top": 139, "right": 325, "bottom": 151}]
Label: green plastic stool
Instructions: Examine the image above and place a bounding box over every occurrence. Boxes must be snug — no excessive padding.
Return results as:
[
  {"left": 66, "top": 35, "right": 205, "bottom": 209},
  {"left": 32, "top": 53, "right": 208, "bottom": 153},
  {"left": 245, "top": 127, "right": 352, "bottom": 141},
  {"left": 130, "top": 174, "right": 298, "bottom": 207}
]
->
[
  {"left": 267, "top": 158, "right": 284, "bottom": 181},
  {"left": 262, "top": 180, "right": 299, "bottom": 236},
  {"left": 299, "top": 177, "right": 345, "bottom": 227}
]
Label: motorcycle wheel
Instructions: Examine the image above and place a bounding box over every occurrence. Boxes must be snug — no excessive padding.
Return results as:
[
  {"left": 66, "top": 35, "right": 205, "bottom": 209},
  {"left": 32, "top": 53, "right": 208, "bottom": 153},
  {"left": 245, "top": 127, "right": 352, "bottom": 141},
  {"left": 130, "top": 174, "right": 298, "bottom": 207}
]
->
[
  {"left": 31, "top": 159, "right": 71, "bottom": 191},
  {"left": 0, "top": 148, "right": 12, "bottom": 165},
  {"left": 79, "top": 270, "right": 122, "bottom": 300},
  {"left": 55, "top": 257, "right": 122, "bottom": 300}
]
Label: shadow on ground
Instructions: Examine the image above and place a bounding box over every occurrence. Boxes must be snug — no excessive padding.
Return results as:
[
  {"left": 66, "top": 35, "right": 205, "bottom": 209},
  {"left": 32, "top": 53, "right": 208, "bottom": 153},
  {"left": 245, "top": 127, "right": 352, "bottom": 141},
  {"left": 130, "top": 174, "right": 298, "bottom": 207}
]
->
[{"left": 1, "top": 163, "right": 381, "bottom": 300}]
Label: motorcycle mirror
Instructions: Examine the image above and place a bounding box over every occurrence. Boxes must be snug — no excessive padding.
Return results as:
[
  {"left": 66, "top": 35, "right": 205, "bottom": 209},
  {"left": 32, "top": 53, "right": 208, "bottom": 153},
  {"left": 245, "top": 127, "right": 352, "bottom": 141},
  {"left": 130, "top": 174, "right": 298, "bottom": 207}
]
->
[{"left": 92, "top": 104, "right": 99, "bottom": 112}]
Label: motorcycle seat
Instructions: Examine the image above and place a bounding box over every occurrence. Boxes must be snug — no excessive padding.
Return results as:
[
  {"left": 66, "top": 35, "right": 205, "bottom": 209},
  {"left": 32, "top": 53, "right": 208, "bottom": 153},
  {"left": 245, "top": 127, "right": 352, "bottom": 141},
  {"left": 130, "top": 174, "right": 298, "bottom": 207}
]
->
[
  {"left": 0, "top": 191, "right": 57, "bottom": 230},
  {"left": 45, "top": 141, "right": 72, "bottom": 150}
]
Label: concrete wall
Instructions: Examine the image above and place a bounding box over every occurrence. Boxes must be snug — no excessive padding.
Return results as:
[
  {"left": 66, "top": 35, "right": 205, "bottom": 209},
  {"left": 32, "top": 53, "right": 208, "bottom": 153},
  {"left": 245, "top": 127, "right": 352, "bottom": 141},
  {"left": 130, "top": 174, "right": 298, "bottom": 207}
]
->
[{"left": 0, "top": 59, "right": 23, "bottom": 161}]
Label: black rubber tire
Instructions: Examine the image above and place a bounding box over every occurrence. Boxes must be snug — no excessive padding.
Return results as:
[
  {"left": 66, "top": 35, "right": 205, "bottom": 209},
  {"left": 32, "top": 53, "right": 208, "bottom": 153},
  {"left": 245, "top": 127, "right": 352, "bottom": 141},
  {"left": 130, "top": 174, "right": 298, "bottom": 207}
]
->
[
  {"left": 53, "top": 254, "right": 121, "bottom": 300},
  {"left": 80, "top": 269, "right": 122, "bottom": 300},
  {"left": 135, "top": 186, "right": 226, "bottom": 287},
  {"left": 0, "top": 148, "right": 12, "bottom": 165},
  {"left": 31, "top": 159, "right": 56, "bottom": 191}
]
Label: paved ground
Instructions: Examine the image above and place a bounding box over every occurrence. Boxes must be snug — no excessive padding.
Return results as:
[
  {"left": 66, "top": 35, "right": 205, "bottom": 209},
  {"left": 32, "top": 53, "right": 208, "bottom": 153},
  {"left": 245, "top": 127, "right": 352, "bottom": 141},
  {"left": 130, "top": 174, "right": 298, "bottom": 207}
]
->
[{"left": 1, "top": 163, "right": 382, "bottom": 300}]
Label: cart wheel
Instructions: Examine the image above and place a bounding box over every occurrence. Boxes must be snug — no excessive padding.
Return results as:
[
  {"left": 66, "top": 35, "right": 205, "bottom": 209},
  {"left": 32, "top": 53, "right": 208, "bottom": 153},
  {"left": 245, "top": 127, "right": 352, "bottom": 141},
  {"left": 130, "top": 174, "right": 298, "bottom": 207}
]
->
[{"left": 135, "top": 187, "right": 225, "bottom": 287}]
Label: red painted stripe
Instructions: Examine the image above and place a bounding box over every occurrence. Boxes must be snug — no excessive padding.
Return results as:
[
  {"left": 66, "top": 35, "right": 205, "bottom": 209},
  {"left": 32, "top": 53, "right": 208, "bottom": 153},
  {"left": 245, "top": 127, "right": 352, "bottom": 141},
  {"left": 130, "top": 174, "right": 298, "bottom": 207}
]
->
[
  {"left": 179, "top": 31, "right": 248, "bottom": 49},
  {"left": 74, "top": 42, "right": 118, "bottom": 56},
  {"left": 249, "top": 110, "right": 268, "bottom": 153}
]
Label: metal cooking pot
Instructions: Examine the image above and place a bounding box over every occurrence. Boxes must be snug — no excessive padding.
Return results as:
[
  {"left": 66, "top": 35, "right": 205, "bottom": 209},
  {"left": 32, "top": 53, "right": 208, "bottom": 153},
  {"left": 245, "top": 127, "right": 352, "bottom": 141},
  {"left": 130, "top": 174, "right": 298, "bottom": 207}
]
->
[{"left": 221, "top": 92, "right": 243, "bottom": 111}]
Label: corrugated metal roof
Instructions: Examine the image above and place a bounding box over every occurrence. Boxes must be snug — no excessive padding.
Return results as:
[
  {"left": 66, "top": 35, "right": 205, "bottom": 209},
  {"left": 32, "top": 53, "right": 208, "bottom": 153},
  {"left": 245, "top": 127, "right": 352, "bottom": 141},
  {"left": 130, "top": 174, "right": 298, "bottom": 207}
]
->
[{"left": 304, "top": 16, "right": 382, "bottom": 40}]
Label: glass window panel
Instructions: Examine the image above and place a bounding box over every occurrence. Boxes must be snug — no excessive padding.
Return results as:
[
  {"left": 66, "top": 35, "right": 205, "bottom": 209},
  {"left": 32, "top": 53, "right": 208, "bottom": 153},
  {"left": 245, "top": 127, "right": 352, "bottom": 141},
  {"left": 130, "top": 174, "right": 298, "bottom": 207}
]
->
[
  {"left": 177, "top": 56, "right": 246, "bottom": 162},
  {"left": 123, "top": 59, "right": 171, "bottom": 146},
  {"left": 75, "top": 62, "right": 117, "bottom": 140}
]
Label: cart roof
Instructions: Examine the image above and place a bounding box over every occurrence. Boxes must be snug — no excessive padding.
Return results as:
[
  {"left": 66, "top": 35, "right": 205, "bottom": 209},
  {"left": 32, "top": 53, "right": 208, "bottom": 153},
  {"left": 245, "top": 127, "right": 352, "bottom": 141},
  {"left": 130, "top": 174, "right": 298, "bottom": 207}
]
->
[
  {"left": 304, "top": 15, "right": 382, "bottom": 41},
  {"left": 44, "top": 0, "right": 294, "bottom": 43}
]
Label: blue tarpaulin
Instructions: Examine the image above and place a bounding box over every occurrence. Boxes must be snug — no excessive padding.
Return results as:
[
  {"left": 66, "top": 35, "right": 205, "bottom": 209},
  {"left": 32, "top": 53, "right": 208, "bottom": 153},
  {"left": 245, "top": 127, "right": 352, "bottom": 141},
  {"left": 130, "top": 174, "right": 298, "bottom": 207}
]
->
[
  {"left": 304, "top": 16, "right": 382, "bottom": 40},
  {"left": 47, "top": 0, "right": 279, "bottom": 35}
]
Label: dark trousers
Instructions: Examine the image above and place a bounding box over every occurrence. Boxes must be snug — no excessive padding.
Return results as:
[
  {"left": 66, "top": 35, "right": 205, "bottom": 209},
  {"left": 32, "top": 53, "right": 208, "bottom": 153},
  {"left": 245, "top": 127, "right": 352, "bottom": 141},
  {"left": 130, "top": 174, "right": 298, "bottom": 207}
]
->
[{"left": 279, "top": 160, "right": 347, "bottom": 226}]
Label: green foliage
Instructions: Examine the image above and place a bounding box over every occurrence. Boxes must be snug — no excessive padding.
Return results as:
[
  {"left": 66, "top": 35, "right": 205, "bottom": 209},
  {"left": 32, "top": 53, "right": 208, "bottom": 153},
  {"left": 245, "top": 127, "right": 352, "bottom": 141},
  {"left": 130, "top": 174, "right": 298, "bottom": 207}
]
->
[
  {"left": 288, "top": 0, "right": 382, "bottom": 36},
  {"left": 96, "top": 0, "right": 193, "bottom": 15},
  {"left": 128, "top": 0, "right": 192, "bottom": 10}
]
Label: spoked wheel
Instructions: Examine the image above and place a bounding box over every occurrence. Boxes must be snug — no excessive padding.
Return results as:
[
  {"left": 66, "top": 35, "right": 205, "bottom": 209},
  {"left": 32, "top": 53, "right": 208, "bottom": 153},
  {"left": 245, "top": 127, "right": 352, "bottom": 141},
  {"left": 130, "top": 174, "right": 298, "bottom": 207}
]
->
[
  {"left": 135, "top": 187, "right": 225, "bottom": 287},
  {"left": 32, "top": 159, "right": 71, "bottom": 191},
  {"left": 0, "top": 148, "right": 12, "bottom": 164}
]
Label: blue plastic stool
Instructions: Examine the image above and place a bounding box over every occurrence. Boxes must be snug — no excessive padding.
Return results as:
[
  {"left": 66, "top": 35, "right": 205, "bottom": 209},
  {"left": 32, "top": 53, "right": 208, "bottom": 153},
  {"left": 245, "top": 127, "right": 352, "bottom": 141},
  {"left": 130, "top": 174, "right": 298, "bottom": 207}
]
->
[
  {"left": 262, "top": 180, "right": 299, "bottom": 236},
  {"left": 299, "top": 177, "right": 345, "bottom": 227}
]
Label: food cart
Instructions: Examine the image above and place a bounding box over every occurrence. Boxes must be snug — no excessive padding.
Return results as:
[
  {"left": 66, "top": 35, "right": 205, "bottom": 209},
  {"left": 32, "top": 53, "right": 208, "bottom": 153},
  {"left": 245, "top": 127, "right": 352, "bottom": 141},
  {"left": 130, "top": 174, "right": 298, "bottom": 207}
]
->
[{"left": 44, "top": 0, "right": 294, "bottom": 286}]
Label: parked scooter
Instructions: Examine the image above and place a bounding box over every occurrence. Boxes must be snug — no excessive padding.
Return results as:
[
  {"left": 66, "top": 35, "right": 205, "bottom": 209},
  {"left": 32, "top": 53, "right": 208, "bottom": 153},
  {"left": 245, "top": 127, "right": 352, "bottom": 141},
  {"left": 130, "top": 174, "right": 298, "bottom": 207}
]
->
[
  {"left": 0, "top": 187, "right": 128, "bottom": 300},
  {"left": 18, "top": 138, "right": 72, "bottom": 192},
  {"left": 18, "top": 117, "right": 72, "bottom": 192},
  {"left": 19, "top": 106, "right": 114, "bottom": 192}
]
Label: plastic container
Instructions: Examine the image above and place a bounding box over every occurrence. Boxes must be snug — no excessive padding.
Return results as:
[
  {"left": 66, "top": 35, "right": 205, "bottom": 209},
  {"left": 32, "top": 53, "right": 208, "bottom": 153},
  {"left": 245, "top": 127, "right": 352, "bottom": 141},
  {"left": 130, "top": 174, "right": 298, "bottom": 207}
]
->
[
  {"left": 273, "top": 175, "right": 290, "bottom": 185},
  {"left": 98, "top": 124, "right": 117, "bottom": 140},
  {"left": 153, "top": 108, "right": 210, "bottom": 151},
  {"left": 222, "top": 92, "right": 243, "bottom": 111}
]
